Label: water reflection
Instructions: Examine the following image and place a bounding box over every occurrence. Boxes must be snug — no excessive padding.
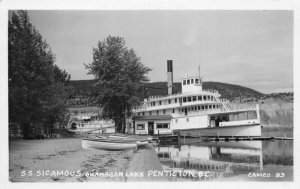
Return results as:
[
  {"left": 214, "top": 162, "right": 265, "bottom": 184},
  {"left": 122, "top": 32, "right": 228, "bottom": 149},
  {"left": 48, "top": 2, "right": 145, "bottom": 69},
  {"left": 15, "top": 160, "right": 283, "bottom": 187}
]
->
[{"left": 155, "top": 139, "right": 293, "bottom": 181}]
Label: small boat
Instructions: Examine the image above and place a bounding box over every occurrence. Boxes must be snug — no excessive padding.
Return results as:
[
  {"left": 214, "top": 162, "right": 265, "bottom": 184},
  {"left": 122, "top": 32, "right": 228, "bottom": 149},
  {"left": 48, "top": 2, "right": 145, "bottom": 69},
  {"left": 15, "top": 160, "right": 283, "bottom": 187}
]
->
[
  {"left": 82, "top": 138, "right": 138, "bottom": 151},
  {"left": 108, "top": 135, "right": 135, "bottom": 140},
  {"left": 95, "top": 134, "right": 149, "bottom": 147},
  {"left": 107, "top": 135, "right": 149, "bottom": 147},
  {"left": 136, "top": 140, "right": 149, "bottom": 147}
]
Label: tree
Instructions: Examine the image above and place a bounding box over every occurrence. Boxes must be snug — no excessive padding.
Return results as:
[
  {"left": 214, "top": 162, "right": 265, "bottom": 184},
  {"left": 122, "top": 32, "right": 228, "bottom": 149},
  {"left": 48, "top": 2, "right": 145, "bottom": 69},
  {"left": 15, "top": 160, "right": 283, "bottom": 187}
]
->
[
  {"left": 85, "top": 36, "right": 151, "bottom": 133},
  {"left": 9, "top": 10, "right": 71, "bottom": 138}
]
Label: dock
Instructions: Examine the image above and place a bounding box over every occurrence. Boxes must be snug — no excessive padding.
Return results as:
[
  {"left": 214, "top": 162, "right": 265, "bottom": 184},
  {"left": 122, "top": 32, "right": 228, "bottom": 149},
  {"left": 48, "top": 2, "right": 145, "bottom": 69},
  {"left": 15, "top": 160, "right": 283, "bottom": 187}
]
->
[
  {"left": 206, "top": 136, "right": 293, "bottom": 142},
  {"left": 157, "top": 134, "right": 293, "bottom": 145},
  {"left": 158, "top": 135, "right": 180, "bottom": 145}
]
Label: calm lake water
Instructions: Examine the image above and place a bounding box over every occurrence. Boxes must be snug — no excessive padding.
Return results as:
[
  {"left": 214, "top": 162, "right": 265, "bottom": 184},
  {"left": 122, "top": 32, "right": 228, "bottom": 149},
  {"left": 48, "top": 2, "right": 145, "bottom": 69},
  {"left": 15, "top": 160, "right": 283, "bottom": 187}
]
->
[{"left": 154, "top": 128, "right": 293, "bottom": 181}]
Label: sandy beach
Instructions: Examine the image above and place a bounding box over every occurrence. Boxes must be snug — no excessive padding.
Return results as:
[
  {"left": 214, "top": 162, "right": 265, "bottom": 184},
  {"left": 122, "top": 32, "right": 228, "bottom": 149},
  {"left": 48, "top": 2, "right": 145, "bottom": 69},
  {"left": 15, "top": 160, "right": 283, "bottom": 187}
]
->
[
  {"left": 9, "top": 137, "right": 164, "bottom": 182},
  {"left": 9, "top": 135, "right": 293, "bottom": 182}
]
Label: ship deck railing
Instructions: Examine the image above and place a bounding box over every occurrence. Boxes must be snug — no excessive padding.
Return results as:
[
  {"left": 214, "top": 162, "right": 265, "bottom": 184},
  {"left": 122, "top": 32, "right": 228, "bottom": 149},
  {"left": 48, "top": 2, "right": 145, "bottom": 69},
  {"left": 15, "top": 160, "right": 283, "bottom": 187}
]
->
[
  {"left": 147, "top": 89, "right": 221, "bottom": 101},
  {"left": 226, "top": 104, "right": 257, "bottom": 112}
]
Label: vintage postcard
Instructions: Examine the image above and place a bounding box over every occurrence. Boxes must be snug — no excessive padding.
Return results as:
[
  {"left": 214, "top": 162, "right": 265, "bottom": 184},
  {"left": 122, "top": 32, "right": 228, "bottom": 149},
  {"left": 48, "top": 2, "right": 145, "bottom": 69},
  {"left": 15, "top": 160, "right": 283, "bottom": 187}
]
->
[{"left": 0, "top": 0, "right": 298, "bottom": 189}]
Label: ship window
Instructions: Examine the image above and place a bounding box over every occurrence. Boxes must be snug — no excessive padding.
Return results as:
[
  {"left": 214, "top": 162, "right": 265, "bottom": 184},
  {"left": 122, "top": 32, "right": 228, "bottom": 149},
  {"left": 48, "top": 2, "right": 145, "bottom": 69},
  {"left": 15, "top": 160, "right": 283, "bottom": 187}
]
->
[
  {"left": 195, "top": 79, "right": 199, "bottom": 84},
  {"left": 188, "top": 108, "right": 190, "bottom": 111},
  {"left": 168, "top": 99, "right": 171, "bottom": 104},
  {"left": 172, "top": 108, "right": 175, "bottom": 113},
  {"left": 198, "top": 106, "right": 200, "bottom": 110},
  {"left": 137, "top": 124, "right": 145, "bottom": 130},
  {"left": 159, "top": 101, "right": 162, "bottom": 105},
  {"left": 191, "top": 79, "right": 194, "bottom": 84},
  {"left": 191, "top": 107, "right": 194, "bottom": 111},
  {"left": 213, "top": 105, "right": 215, "bottom": 109},
  {"left": 175, "top": 98, "right": 177, "bottom": 103},
  {"left": 201, "top": 106, "right": 204, "bottom": 110},
  {"left": 163, "top": 109, "right": 166, "bottom": 114},
  {"left": 150, "top": 111, "right": 152, "bottom": 115},
  {"left": 193, "top": 96, "right": 197, "bottom": 101},
  {"left": 138, "top": 112, "right": 140, "bottom": 116},
  {"left": 157, "top": 123, "right": 169, "bottom": 129},
  {"left": 198, "top": 96, "right": 202, "bottom": 101},
  {"left": 209, "top": 105, "right": 212, "bottom": 109},
  {"left": 203, "top": 96, "right": 207, "bottom": 101},
  {"left": 187, "top": 79, "right": 190, "bottom": 84},
  {"left": 183, "top": 80, "right": 186, "bottom": 85},
  {"left": 222, "top": 117, "right": 228, "bottom": 121},
  {"left": 142, "top": 112, "right": 145, "bottom": 116},
  {"left": 183, "top": 97, "right": 187, "bottom": 102},
  {"left": 188, "top": 97, "right": 191, "bottom": 102},
  {"left": 186, "top": 118, "right": 189, "bottom": 122},
  {"left": 175, "top": 119, "right": 178, "bottom": 123},
  {"left": 205, "top": 105, "right": 208, "bottom": 109},
  {"left": 157, "top": 110, "right": 159, "bottom": 115}
]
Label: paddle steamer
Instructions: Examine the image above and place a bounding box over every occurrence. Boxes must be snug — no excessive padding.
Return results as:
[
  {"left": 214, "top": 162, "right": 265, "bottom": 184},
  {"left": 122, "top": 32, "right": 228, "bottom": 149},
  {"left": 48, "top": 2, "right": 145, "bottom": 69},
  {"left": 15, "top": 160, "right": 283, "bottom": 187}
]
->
[{"left": 132, "top": 60, "right": 261, "bottom": 137}]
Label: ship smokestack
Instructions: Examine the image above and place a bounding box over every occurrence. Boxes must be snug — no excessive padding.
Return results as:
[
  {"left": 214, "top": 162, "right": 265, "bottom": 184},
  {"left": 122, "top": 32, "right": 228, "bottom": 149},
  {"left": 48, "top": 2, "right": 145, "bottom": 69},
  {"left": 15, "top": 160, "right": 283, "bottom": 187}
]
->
[{"left": 167, "top": 60, "right": 173, "bottom": 95}]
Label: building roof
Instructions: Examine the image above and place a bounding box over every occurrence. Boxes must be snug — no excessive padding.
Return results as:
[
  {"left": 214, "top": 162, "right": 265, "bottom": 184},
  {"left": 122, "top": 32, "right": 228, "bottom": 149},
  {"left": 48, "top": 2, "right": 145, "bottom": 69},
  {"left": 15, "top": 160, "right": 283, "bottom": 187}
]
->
[{"left": 132, "top": 115, "right": 173, "bottom": 121}]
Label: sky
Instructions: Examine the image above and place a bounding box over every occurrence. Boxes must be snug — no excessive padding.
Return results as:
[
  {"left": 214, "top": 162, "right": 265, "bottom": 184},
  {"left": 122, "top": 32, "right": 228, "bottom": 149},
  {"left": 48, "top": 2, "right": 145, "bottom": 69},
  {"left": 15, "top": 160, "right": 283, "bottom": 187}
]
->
[{"left": 27, "top": 10, "right": 293, "bottom": 94}]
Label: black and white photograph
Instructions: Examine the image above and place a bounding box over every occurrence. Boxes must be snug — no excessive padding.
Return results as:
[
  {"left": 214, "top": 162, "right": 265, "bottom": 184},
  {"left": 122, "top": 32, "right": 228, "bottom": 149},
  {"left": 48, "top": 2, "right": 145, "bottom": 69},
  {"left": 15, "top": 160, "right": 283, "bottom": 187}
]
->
[{"left": 0, "top": 0, "right": 298, "bottom": 188}]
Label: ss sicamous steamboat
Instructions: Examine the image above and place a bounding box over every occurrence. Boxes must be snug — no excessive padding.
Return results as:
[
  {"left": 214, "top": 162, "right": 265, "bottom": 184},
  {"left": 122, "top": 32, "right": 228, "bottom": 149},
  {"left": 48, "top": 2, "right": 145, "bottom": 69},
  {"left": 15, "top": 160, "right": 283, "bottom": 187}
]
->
[{"left": 132, "top": 60, "right": 261, "bottom": 137}]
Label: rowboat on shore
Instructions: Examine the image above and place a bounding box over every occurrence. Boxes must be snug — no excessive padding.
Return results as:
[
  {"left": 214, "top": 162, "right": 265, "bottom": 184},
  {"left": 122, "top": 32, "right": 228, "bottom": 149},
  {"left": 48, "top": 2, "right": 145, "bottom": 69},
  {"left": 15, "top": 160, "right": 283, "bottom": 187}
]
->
[
  {"left": 82, "top": 138, "right": 138, "bottom": 151},
  {"left": 95, "top": 134, "right": 149, "bottom": 147}
]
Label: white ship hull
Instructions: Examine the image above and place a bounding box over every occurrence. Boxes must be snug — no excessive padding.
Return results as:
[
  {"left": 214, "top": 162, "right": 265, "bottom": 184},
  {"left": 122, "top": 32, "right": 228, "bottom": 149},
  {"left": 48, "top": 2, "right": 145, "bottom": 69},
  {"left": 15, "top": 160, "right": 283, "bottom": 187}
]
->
[{"left": 175, "top": 124, "right": 261, "bottom": 137}]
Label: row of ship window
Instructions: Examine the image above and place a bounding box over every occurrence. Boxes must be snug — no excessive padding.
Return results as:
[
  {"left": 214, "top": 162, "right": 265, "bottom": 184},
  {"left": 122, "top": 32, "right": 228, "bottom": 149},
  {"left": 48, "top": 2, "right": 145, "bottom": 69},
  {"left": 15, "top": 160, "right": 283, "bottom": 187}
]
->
[
  {"left": 182, "top": 78, "right": 202, "bottom": 85},
  {"left": 149, "top": 95, "right": 216, "bottom": 106},
  {"left": 137, "top": 104, "right": 222, "bottom": 116}
]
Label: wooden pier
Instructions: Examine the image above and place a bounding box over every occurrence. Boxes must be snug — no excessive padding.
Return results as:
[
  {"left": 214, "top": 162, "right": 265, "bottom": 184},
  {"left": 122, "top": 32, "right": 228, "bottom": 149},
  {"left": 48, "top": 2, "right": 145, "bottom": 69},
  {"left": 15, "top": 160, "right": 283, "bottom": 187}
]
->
[
  {"left": 158, "top": 135, "right": 180, "bottom": 145},
  {"left": 206, "top": 136, "right": 293, "bottom": 142},
  {"left": 157, "top": 134, "right": 293, "bottom": 144},
  {"left": 157, "top": 129, "right": 292, "bottom": 145}
]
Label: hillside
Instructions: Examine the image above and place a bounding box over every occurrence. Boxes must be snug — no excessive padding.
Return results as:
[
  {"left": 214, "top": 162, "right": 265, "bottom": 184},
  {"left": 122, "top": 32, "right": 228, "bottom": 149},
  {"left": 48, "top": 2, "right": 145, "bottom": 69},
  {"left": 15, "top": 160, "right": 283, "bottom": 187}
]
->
[
  {"left": 70, "top": 80, "right": 264, "bottom": 101},
  {"left": 69, "top": 80, "right": 293, "bottom": 127}
]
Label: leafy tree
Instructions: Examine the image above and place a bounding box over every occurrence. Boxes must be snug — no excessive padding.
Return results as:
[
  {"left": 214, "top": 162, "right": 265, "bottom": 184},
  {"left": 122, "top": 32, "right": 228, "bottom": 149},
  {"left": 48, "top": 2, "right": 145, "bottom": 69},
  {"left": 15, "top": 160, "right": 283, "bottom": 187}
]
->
[
  {"left": 85, "top": 36, "right": 151, "bottom": 133},
  {"left": 9, "top": 10, "right": 70, "bottom": 138}
]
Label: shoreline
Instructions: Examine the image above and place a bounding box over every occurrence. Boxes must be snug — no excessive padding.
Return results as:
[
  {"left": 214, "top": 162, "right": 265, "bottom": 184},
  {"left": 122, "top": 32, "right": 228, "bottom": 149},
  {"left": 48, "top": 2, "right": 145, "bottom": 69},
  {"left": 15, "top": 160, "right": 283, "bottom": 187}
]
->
[
  {"left": 9, "top": 137, "right": 165, "bottom": 182},
  {"left": 9, "top": 131, "right": 293, "bottom": 182}
]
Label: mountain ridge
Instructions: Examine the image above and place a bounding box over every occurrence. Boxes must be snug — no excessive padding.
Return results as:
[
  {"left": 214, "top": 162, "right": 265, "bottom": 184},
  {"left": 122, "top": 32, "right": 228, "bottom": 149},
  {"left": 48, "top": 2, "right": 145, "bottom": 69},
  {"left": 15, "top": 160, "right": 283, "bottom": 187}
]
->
[{"left": 69, "top": 80, "right": 264, "bottom": 101}]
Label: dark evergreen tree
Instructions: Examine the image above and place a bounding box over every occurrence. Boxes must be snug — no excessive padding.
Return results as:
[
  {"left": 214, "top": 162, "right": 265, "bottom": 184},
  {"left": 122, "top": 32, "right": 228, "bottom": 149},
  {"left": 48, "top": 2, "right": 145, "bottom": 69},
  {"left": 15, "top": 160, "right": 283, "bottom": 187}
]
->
[
  {"left": 85, "top": 36, "right": 151, "bottom": 133},
  {"left": 9, "top": 10, "right": 71, "bottom": 138}
]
